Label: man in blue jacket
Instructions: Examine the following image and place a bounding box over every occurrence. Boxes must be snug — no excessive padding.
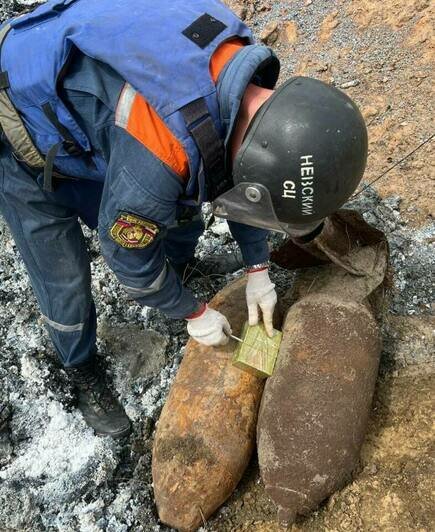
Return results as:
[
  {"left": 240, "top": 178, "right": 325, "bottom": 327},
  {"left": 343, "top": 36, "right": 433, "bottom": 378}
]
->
[{"left": 0, "top": 0, "right": 367, "bottom": 438}]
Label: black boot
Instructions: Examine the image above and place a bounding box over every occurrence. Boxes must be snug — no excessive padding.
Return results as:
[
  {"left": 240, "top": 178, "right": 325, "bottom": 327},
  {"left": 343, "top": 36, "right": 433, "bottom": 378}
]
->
[
  {"left": 66, "top": 359, "right": 131, "bottom": 439},
  {"left": 172, "top": 250, "right": 245, "bottom": 281}
]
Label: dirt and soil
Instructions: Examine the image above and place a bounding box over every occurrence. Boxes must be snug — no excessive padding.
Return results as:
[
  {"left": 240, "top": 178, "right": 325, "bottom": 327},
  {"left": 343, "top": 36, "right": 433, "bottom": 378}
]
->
[
  {"left": 0, "top": 1, "right": 433, "bottom": 531},
  {"left": 208, "top": 364, "right": 435, "bottom": 532}
]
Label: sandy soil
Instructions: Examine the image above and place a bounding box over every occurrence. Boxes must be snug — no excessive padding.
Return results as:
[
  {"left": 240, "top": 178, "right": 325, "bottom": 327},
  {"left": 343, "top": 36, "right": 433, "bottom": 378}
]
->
[
  {"left": 0, "top": 1, "right": 433, "bottom": 531},
  {"left": 225, "top": 0, "right": 434, "bottom": 227}
]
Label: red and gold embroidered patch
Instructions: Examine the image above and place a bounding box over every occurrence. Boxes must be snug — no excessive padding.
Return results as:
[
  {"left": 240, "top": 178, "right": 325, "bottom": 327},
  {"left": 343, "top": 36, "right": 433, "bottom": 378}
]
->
[{"left": 110, "top": 213, "right": 159, "bottom": 249}]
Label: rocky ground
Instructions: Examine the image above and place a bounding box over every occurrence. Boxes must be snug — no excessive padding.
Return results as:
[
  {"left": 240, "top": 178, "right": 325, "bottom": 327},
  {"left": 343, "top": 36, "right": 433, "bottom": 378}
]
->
[{"left": 0, "top": 1, "right": 434, "bottom": 531}]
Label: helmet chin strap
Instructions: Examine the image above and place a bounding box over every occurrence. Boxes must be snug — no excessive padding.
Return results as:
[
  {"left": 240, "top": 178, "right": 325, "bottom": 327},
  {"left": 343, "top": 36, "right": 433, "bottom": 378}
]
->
[
  {"left": 289, "top": 221, "right": 325, "bottom": 242},
  {"left": 284, "top": 220, "right": 325, "bottom": 239}
]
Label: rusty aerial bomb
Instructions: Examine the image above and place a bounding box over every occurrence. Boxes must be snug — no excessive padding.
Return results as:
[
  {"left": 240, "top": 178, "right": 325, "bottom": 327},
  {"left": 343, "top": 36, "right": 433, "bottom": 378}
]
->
[
  {"left": 258, "top": 211, "right": 389, "bottom": 525},
  {"left": 257, "top": 293, "right": 382, "bottom": 523},
  {"left": 152, "top": 278, "right": 269, "bottom": 532}
]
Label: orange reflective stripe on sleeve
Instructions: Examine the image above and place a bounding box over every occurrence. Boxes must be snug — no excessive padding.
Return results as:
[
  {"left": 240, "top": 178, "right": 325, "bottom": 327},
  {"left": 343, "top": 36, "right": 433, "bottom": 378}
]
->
[
  {"left": 127, "top": 93, "right": 190, "bottom": 179},
  {"left": 114, "top": 38, "right": 246, "bottom": 180},
  {"left": 115, "top": 83, "right": 190, "bottom": 180}
]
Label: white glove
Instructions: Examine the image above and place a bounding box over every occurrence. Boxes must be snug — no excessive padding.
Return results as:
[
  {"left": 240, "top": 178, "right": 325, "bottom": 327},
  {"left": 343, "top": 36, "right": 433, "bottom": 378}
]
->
[
  {"left": 187, "top": 304, "right": 232, "bottom": 347},
  {"left": 246, "top": 268, "right": 277, "bottom": 337}
]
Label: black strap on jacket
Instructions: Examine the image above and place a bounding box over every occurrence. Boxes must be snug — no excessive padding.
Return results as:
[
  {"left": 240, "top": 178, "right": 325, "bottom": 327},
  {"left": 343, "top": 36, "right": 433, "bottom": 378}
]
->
[
  {"left": 180, "top": 97, "right": 232, "bottom": 201},
  {"left": 41, "top": 103, "right": 87, "bottom": 192},
  {"left": 0, "top": 70, "right": 9, "bottom": 90},
  {"left": 0, "top": 23, "right": 86, "bottom": 192},
  {"left": 0, "top": 23, "right": 46, "bottom": 168},
  {"left": 43, "top": 142, "right": 82, "bottom": 193},
  {"left": 42, "top": 103, "right": 85, "bottom": 157}
]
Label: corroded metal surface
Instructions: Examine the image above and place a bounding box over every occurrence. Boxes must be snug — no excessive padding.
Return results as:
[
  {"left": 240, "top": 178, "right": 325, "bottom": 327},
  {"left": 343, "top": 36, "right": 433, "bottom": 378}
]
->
[
  {"left": 271, "top": 209, "right": 388, "bottom": 274},
  {"left": 152, "top": 278, "right": 267, "bottom": 532},
  {"left": 258, "top": 295, "right": 382, "bottom": 524},
  {"left": 258, "top": 211, "right": 389, "bottom": 525}
]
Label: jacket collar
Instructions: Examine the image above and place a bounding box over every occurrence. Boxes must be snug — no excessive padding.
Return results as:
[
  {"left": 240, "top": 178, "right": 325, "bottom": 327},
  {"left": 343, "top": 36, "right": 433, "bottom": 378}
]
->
[{"left": 216, "top": 44, "right": 280, "bottom": 151}]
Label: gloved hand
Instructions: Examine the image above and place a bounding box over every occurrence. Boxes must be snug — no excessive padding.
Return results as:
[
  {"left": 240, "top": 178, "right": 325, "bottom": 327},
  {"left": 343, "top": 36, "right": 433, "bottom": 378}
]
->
[
  {"left": 246, "top": 267, "right": 277, "bottom": 337},
  {"left": 186, "top": 304, "right": 232, "bottom": 347}
]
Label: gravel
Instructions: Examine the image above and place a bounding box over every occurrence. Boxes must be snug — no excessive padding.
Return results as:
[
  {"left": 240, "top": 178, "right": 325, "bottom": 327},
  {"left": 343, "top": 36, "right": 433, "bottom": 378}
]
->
[{"left": 0, "top": 1, "right": 433, "bottom": 531}]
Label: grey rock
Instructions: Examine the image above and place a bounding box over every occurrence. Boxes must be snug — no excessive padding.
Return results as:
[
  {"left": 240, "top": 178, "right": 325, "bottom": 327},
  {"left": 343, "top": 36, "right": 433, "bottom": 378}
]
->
[
  {"left": 100, "top": 323, "right": 168, "bottom": 382},
  {"left": 340, "top": 79, "right": 360, "bottom": 88},
  {"left": 383, "top": 315, "right": 435, "bottom": 368}
]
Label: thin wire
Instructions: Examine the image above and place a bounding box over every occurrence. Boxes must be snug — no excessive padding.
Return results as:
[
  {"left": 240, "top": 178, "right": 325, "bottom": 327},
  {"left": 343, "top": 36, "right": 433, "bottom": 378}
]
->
[
  {"left": 352, "top": 133, "right": 434, "bottom": 198},
  {"left": 186, "top": 132, "right": 434, "bottom": 320}
]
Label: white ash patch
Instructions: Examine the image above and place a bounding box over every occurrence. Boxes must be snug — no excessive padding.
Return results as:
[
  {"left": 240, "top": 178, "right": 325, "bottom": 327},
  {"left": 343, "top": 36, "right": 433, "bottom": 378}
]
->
[
  {"left": 1, "top": 400, "right": 116, "bottom": 499},
  {"left": 138, "top": 362, "right": 180, "bottom": 419},
  {"left": 0, "top": 392, "right": 118, "bottom": 529},
  {"left": 210, "top": 218, "right": 231, "bottom": 236},
  {"left": 347, "top": 187, "right": 434, "bottom": 316}
]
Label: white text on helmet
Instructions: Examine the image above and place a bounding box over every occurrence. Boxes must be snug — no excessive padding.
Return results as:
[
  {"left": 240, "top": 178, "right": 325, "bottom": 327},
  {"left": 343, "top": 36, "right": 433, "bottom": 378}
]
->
[
  {"left": 282, "top": 180, "right": 296, "bottom": 199},
  {"left": 300, "top": 155, "right": 314, "bottom": 215}
]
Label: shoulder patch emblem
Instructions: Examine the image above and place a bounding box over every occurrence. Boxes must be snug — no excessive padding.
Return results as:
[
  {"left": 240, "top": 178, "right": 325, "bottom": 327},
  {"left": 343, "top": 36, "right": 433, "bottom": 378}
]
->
[{"left": 110, "top": 213, "right": 159, "bottom": 249}]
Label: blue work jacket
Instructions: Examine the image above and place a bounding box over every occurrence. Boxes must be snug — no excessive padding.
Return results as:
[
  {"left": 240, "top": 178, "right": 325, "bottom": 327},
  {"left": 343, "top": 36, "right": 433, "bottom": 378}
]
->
[{"left": 59, "top": 45, "right": 280, "bottom": 318}]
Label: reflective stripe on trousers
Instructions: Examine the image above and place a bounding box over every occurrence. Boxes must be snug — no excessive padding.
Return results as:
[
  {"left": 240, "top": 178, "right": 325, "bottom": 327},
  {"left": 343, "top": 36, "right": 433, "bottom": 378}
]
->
[{"left": 0, "top": 144, "right": 97, "bottom": 367}]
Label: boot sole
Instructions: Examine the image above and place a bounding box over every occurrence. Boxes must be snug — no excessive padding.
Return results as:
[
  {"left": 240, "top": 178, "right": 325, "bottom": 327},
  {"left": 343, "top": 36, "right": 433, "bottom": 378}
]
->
[{"left": 95, "top": 421, "right": 132, "bottom": 439}]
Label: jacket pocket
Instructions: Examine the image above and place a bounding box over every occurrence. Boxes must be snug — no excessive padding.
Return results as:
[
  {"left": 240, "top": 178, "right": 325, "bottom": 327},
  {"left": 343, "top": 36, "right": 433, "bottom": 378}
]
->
[{"left": 107, "top": 165, "right": 178, "bottom": 227}]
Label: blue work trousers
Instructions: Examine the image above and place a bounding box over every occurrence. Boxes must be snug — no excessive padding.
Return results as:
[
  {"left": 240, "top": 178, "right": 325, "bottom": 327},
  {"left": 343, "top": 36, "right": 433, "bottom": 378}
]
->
[{"left": 0, "top": 145, "right": 203, "bottom": 367}]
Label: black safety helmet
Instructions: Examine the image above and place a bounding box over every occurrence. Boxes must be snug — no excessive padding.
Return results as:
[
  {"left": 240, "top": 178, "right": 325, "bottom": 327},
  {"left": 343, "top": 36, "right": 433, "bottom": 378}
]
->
[{"left": 213, "top": 77, "right": 368, "bottom": 237}]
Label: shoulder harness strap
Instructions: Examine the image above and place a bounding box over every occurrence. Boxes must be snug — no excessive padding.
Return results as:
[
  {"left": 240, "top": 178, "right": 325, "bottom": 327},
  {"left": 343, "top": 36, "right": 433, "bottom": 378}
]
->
[
  {"left": 0, "top": 23, "right": 85, "bottom": 192},
  {"left": 0, "top": 23, "right": 46, "bottom": 169},
  {"left": 180, "top": 97, "right": 232, "bottom": 201}
]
